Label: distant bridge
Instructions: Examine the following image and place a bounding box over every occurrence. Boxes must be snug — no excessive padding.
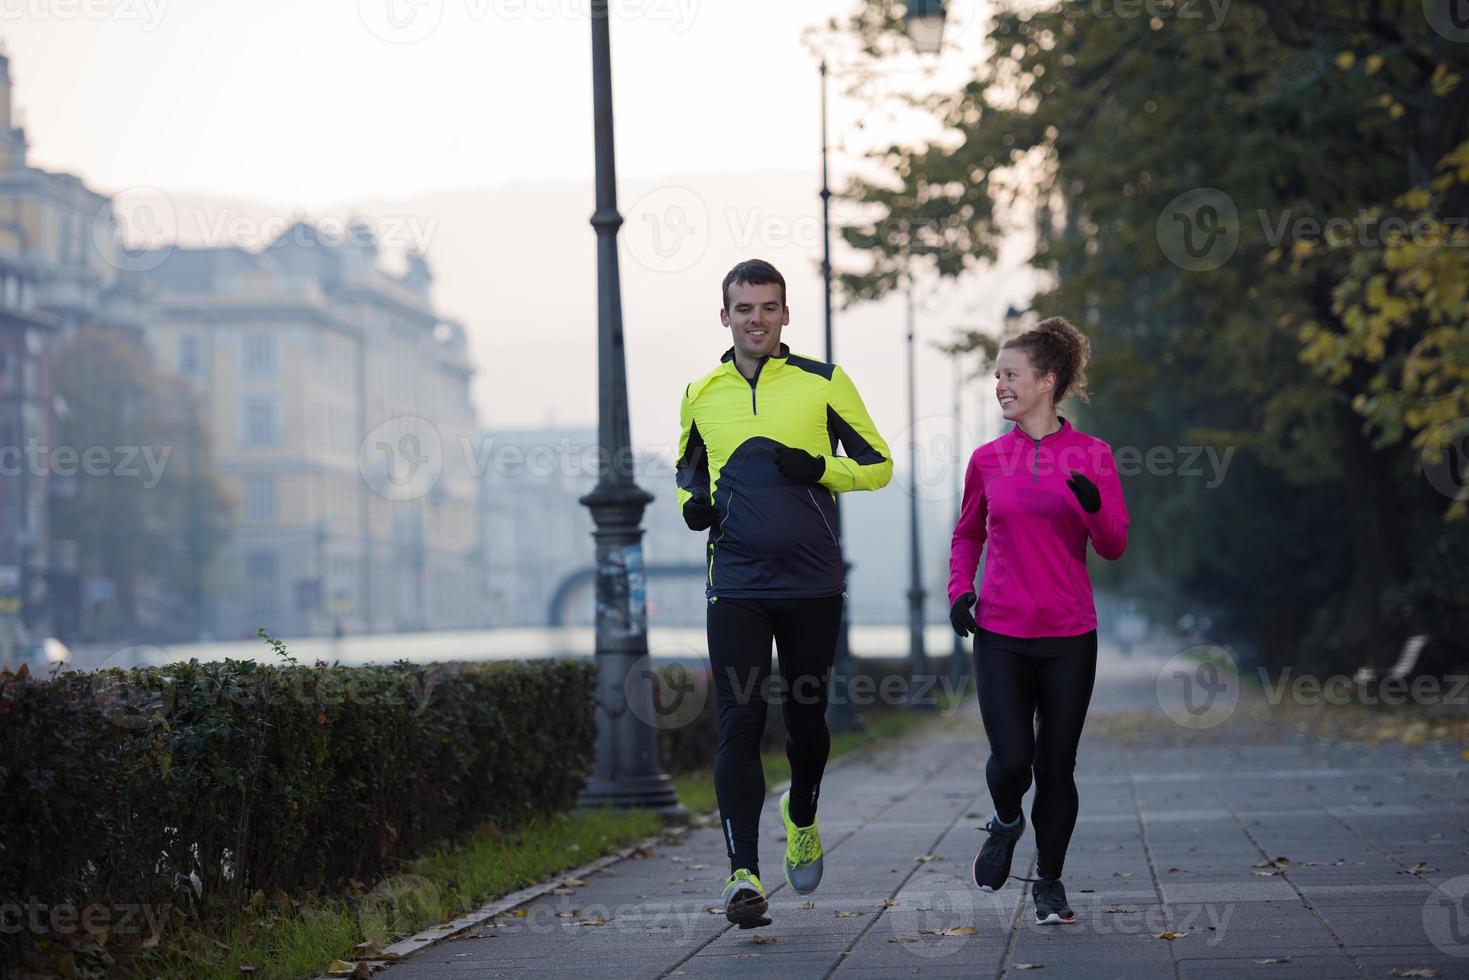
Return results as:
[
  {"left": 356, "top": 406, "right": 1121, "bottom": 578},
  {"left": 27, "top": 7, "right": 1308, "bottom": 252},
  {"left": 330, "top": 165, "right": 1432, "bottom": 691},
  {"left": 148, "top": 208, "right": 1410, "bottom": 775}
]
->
[{"left": 546, "top": 564, "right": 707, "bottom": 627}]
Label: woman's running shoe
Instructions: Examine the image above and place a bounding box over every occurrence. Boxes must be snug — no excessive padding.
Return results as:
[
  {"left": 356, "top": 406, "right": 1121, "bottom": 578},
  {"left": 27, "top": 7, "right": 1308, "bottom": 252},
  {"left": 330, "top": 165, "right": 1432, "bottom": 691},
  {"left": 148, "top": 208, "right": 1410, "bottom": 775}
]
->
[
  {"left": 1031, "top": 877, "right": 1077, "bottom": 924},
  {"left": 972, "top": 812, "right": 1026, "bottom": 891},
  {"left": 722, "top": 869, "right": 771, "bottom": 929}
]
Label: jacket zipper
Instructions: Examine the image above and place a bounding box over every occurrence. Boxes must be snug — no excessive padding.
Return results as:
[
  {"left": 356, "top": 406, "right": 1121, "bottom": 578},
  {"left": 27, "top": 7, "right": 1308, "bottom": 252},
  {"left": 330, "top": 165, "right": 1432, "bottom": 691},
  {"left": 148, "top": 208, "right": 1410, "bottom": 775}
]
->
[
  {"left": 746, "top": 357, "right": 767, "bottom": 415},
  {"left": 1032, "top": 436, "right": 1040, "bottom": 484}
]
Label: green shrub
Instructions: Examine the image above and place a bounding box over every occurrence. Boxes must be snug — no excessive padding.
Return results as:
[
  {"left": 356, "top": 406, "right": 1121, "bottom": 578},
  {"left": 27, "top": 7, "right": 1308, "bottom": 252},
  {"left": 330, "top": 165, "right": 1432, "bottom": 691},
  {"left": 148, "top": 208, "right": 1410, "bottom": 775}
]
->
[{"left": 0, "top": 656, "right": 596, "bottom": 969}]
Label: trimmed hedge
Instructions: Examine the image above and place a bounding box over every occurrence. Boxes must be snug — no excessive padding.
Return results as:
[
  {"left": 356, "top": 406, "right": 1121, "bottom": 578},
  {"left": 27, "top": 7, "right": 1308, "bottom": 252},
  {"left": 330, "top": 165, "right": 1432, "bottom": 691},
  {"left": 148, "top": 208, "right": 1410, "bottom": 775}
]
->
[{"left": 0, "top": 656, "right": 596, "bottom": 967}]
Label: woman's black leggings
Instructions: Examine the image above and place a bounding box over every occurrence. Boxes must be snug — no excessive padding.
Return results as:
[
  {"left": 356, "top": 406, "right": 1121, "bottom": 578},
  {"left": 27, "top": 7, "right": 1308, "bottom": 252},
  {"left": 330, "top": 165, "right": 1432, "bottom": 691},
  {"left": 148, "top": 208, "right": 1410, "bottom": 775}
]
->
[
  {"left": 708, "top": 594, "right": 844, "bottom": 878},
  {"left": 974, "top": 627, "right": 1097, "bottom": 880}
]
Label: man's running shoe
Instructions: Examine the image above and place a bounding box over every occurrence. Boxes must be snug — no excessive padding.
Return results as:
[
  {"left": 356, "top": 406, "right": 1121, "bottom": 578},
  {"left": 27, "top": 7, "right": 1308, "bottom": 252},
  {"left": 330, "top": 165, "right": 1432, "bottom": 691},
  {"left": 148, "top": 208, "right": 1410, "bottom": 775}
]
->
[
  {"left": 779, "top": 790, "right": 824, "bottom": 895},
  {"left": 722, "top": 869, "right": 771, "bottom": 929},
  {"left": 972, "top": 812, "right": 1026, "bottom": 891},
  {"left": 1032, "top": 877, "right": 1077, "bottom": 924}
]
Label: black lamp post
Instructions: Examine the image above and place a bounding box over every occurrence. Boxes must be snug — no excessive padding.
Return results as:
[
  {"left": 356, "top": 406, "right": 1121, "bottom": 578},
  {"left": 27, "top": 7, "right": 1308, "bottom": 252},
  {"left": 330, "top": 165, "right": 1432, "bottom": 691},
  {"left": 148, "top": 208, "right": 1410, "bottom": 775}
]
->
[
  {"left": 904, "top": 0, "right": 949, "bottom": 54},
  {"left": 903, "top": 266, "right": 931, "bottom": 709},
  {"left": 820, "top": 0, "right": 950, "bottom": 723},
  {"left": 947, "top": 346, "right": 969, "bottom": 694},
  {"left": 575, "top": 0, "right": 684, "bottom": 819},
  {"left": 818, "top": 58, "right": 863, "bottom": 733}
]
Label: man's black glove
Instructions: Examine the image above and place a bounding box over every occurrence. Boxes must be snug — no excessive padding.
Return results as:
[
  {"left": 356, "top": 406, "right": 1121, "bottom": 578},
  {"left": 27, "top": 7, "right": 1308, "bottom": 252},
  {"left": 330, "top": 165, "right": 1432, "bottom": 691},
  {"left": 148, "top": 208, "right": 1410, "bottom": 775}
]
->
[
  {"left": 950, "top": 592, "right": 978, "bottom": 638},
  {"left": 775, "top": 447, "right": 825, "bottom": 485},
  {"left": 1066, "top": 471, "right": 1101, "bottom": 514},
  {"left": 682, "top": 494, "right": 719, "bottom": 532}
]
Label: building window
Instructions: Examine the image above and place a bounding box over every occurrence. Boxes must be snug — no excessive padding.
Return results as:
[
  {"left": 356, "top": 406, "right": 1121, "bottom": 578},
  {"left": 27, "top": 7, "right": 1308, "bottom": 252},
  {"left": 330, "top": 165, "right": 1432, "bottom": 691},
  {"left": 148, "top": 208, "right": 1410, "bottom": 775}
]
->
[
  {"left": 246, "top": 551, "right": 277, "bottom": 618},
  {"left": 245, "top": 475, "right": 276, "bottom": 520},
  {"left": 241, "top": 396, "right": 278, "bottom": 447},
  {"left": 178, "top": 335, "right": 201, "bottom": 378},
  {"left": 242, "top": 332, "right": 276, "bottom": 380}
]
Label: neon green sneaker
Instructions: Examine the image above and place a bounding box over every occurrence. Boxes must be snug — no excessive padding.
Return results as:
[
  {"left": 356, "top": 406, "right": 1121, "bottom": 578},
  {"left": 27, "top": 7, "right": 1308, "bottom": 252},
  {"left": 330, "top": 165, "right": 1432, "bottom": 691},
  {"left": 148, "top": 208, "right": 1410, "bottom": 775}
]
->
[
  {"left": 722, "top": 869, "right": 770, "bottom": 929},
  {"left": 780, "top": 789, "right": 824, "bottom": 895}
]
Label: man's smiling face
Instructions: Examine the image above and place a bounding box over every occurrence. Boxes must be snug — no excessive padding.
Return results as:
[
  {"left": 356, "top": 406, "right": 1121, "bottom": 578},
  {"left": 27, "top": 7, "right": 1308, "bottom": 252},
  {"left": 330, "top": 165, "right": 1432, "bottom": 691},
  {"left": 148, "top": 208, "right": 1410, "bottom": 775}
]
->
[{"left": 721, "top": 280, "right": 788, "bottom": 360}]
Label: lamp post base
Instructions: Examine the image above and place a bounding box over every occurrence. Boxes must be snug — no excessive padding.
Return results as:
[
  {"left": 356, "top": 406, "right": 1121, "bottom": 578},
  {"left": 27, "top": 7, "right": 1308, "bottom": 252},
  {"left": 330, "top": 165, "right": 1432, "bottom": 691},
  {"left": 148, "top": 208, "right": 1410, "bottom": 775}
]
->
[{"left": 577, "top": 776, "right": 687, "bottom": 822}]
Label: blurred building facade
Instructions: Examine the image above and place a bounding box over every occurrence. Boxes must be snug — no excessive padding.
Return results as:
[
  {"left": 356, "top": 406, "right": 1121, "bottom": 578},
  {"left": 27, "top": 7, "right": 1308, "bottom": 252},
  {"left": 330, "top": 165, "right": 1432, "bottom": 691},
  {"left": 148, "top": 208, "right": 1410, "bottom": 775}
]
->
[
  {"left": 144, "top": 223, "right": 483, "bottom": 639},
  {"left": 0, "top": 50, "right": 156, "bottom": 658}
]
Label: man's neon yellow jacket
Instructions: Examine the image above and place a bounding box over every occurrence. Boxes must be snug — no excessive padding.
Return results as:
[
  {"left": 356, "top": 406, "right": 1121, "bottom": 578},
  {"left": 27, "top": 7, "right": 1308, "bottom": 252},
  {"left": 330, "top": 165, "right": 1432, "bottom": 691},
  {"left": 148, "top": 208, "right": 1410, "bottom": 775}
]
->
[{"left": 676, "top": 343, "right": 893, "bottom": 598}]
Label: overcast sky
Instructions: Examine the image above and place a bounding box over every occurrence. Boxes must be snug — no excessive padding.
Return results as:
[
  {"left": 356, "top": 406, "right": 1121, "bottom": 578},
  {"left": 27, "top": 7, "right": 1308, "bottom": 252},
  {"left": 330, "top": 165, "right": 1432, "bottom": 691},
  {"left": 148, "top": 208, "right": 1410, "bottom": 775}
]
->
[
  {"left": 10, "top": 0, "right": 989, "bottom": 203},
  {"left": 7, "top": 1, "right": 1036, "bottom": 472}
]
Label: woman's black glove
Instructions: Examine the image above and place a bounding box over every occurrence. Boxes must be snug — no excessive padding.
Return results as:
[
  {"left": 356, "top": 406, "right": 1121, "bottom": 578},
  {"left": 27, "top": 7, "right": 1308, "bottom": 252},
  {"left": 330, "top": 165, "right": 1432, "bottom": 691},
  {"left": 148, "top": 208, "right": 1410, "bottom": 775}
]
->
[
  {"left": 775, "top": 446, "right": 825, "bottom": 485},
  {"left": 682, "top": 494, "right": 719, "bottom": 532},
  {"left": 1066, "top": 471, "right": 1101, "bottom": 514},
  {"left": 950, "top": 592, "right": 978, "bottom": 638}
]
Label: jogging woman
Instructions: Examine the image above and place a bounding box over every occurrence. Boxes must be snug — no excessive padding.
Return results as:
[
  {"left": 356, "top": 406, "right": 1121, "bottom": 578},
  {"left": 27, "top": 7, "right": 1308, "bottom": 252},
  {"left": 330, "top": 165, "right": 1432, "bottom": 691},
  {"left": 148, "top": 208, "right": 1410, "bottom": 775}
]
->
[{"left": 947, "top": 315, "right": 1129, "bottom": 925}]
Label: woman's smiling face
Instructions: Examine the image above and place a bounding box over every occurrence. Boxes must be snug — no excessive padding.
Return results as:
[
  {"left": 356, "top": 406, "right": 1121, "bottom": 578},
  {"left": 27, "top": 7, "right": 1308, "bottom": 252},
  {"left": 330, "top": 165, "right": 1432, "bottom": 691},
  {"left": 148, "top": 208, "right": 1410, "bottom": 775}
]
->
[{"left": 994, "top": 346, "right": 1054, "bottom": 422}]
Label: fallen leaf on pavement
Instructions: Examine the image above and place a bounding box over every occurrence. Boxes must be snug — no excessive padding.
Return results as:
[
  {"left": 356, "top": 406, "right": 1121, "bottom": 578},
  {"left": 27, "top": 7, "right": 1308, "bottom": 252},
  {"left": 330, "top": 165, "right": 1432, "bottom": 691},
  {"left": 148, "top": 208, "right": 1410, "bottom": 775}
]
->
[
  {"left": 1390, "top": 970, "right": 1438, "bottom": 978},
  {"left": 1155, "top": 931, "right": 1186, "bottom": 941},
  {"left": 798, "top": 902, "right": 815, "bottom": 909},
  {"left": 1256, "top": 957, "right": 1290, "bottom": 964},
  {"left": 834, "top": 910, "right": 864, "bottom": 918},
  {"left": 751, "top": 935, "right": 777, "bottom": 945},
  {"left": 918, "top": 926, "right": 976, "bottom": 936}
]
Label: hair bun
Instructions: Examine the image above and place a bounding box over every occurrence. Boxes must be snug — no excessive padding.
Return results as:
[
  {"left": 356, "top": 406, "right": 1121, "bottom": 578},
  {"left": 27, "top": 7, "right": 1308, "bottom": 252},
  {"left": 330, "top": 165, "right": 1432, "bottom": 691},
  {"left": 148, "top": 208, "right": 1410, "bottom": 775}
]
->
[{"left": 1005, "top": 315, "right": 1091, "bottom": 404}]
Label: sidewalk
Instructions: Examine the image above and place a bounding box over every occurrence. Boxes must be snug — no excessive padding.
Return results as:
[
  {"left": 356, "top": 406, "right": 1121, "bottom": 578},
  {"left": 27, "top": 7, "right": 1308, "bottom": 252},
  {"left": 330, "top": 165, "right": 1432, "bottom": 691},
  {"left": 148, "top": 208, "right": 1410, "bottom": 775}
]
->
[{"left": 378, "top": 652, "right": 1469, "bottom": 979}]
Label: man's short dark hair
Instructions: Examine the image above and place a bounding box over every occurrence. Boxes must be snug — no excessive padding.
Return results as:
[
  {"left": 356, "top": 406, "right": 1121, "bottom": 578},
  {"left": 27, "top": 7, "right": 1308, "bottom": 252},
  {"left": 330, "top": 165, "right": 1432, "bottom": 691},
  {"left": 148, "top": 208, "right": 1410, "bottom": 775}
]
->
[{"left": 722, "top": 259, "right": 787, "bottom": 310}]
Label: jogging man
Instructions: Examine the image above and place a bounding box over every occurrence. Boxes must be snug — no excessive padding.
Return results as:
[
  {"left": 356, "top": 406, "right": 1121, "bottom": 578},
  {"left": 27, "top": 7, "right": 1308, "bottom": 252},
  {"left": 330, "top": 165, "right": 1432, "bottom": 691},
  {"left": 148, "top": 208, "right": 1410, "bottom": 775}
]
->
[{"left": 676, "top": 259, "right": 892, "bottom": 928}]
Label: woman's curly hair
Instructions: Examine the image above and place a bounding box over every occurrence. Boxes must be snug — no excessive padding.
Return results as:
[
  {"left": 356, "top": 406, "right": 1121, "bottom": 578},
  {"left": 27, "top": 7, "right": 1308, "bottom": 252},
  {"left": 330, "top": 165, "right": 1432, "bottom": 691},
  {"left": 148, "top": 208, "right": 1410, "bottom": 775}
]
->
[{"left": 1002, "top": 315, "right": 1091, "bottom": 405}]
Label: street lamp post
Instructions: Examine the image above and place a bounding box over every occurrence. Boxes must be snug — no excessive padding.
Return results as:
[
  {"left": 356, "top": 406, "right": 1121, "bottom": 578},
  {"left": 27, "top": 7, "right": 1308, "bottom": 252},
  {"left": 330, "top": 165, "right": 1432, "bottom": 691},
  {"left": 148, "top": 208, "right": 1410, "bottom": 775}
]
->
[
  {"left": 903, "top": 270, "right": 931, "bottom": 709},
  {"left": 820, "top": 0, "right": 949, "bottom": 722},
  {"left": 818, "top": 58, "right": 862, "bottom": 734},
  {"left": 576, "top": 0, "right": 684, "bottom": 819},
  {"left": 948, "top": 348, "right": 969, "bottom": 693}
]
